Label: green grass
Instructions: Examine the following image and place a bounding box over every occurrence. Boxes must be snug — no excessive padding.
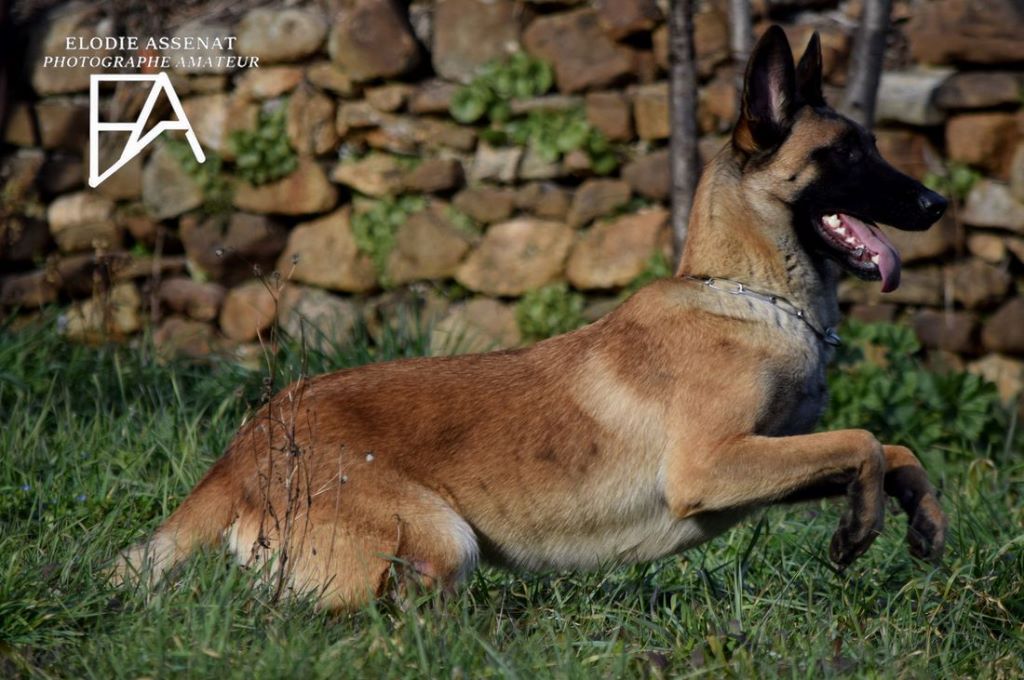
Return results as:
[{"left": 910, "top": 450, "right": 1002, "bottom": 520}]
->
[{"left": 1, "top": 316, "right": 1022, "bottom": 678}]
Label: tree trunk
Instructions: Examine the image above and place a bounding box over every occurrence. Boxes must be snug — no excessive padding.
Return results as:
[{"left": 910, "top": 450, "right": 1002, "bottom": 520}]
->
[
  {"left": 728, "top": 0, "right": 753, "bottom": 107},
  {"left": 841, "top": 0, "right": 893, "bottom": 128},
  {"left": 668, "top": 0, "right": 700, "bottom": 265},
  {"left": 0, "top": 0, "right": 9, "bottom": 138}
]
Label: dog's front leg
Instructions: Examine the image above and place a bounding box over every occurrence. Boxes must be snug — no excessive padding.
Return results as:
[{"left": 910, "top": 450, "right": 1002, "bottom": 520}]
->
[
  {"left": 666, "top": 429, "right": 886, "bottom": 567},
  {"left": 777, "top": 445, "right": 946, "bottom": 562},
  {"left": 882, "top": 445, "right": 946, "bottom": 562}
]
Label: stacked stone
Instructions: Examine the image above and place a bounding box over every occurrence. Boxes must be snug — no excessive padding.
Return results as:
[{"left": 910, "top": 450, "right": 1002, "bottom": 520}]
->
[{"left": 0, "top": 0, "right": 1022, "bottom": 400}]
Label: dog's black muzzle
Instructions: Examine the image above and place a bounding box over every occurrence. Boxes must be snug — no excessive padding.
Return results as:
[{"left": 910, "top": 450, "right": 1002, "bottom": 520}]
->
[{"left": 839, "top": 159, "right": 949, "bottom": 232}]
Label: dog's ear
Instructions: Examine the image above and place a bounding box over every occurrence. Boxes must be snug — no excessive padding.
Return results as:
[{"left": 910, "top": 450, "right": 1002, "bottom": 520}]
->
[
  {"left": 733, "top": 25, "right": 797, "bottom": 155},
  {"left": 796, "top": 32, "right": 825, "bottom": 107}
]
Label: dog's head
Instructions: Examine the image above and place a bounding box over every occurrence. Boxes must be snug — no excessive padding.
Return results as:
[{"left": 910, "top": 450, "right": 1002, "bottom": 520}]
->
[{"left": 731, "top": 26, "right": 947, "bottom": 292}]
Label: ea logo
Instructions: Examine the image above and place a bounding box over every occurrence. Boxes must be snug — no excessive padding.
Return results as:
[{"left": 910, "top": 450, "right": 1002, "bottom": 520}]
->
[{"left": 88, "top": 72, "right": 205, "bottom": 188}]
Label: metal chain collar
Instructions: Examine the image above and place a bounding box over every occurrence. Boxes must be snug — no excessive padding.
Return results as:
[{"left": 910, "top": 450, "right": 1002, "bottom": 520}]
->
[{"left": 683, "top": 275, "right": 842, "bottom": 347}]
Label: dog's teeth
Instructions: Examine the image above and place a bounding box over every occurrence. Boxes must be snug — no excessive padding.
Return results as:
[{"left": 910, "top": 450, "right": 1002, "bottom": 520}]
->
[
  {"left": 870, "top": 254, "right": 880, "bottom": 264},
  {"left": 824, "top": 214, "right": 841, "bottom": 228},
  {"left": 853, "top": 246, "right": 865, "bottom": 257}
]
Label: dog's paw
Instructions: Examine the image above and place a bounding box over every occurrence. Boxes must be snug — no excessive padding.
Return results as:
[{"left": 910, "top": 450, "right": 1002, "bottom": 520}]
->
[
  {"left": 107, "top": 542, "right": 162, "bottom": 590},
  {"left": 106, "top": 549, "right": 143, "bottom": 588},
  {"left": 829, "top": 505, "right": 885, "bottom": 568},
  {"left": 905, "top": 493, "right": 947, "bottom": 563},
  {"left": 830, "top": 448, "right": 886, "bottom": 569}
]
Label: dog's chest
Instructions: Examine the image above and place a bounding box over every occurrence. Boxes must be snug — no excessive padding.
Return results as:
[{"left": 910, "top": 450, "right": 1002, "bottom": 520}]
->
[
  {"left": 682, "top": 282, "right": 837, "bottom": 438},
  {"left": 757, "top": 335, "right": 831, "bottom": 436}
]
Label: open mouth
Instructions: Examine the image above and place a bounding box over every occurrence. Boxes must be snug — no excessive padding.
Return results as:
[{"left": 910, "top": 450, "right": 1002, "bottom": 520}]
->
[{"left": 816, "top": 213, "right": 901, "bottom": 292}]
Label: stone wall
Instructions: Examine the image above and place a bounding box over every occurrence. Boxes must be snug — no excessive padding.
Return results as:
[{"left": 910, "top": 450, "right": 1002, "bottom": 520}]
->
[{"left": 1, "top": 0, "right": 1023, "bottom": 398}]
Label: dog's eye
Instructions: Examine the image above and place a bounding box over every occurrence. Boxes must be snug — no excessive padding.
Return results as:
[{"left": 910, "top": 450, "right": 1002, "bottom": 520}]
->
[{"left": 829, "top": 144, "right": 861, "bottom": 166}]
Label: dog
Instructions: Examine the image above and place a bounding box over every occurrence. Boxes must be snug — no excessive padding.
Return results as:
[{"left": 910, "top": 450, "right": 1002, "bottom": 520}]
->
[{"left": 114, "top": 26, "right": 949, "bottom": 610}]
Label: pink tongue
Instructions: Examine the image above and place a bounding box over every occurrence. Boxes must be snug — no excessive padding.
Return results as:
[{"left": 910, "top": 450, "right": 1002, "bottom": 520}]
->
[{"left": 839, "top": 214, "right": 902, "bottom": 292}]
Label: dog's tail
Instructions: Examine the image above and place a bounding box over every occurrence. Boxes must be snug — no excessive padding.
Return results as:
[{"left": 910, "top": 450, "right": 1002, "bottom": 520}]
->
[{"left": 111, "top": 458, "right": 235, "bottom": 588}]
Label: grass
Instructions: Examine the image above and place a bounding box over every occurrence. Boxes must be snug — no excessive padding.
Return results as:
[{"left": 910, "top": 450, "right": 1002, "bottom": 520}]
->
[{"left": 1, "top": 315, "right": 1022, "bottom": 678}]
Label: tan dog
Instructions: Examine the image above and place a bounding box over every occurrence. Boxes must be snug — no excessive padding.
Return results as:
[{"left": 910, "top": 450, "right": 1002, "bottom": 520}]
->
[{"left": 115, "top": 27, "right": 948, "bottom": 610}]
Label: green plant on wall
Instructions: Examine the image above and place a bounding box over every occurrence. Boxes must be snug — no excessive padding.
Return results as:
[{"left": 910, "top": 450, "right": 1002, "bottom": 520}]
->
[
  {"left": 351, "top": 195, "right": 426, "bottom": 287},
  {"left": 450, "top": 52, "right": 554, "bottom": 124},
  {"left": 444, "top": 205, "right": 481, "bottom": 236},
  {"left": 516, "top": 282, "right": 586, "bottom": 342},
  {"left": 491, "top": 109, "right": 619, "bottom": 175},
  {"left": 924, "top": 162, "right": 980, "bottom": 204},
  {"left": 229, "top": 107, "right": 298, "bottom": 186},
  {"left": 165, "top": 138, "right": 233, "bottom": 214},
  {"left": 450, "top": 53, "right": 619, "bottom": 175}
]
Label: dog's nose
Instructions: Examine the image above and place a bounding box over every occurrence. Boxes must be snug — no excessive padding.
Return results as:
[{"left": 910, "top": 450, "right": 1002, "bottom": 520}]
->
[{"left": 917, "top": 190, "right": 948, "bottom": 221}]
